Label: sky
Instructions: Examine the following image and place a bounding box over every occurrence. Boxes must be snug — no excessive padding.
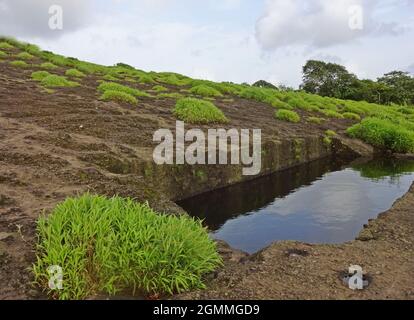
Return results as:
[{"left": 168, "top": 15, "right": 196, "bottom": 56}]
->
[{"left": 0, "top": 0, "right": 413, "bottom": 88}]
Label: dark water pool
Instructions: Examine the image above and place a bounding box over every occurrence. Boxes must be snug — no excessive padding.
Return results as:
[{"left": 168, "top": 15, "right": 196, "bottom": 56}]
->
[{"left": 177, "top": 158, "right": 414, "bottom": 254}]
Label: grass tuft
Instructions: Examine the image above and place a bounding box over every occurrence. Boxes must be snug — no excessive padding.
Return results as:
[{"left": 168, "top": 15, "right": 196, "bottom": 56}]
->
[
  {"left": 65, "top": 69, "right": 86, "bottom": 78},
  {"left": 343, "top": 112, "right": 361, "bottom": 121},
  {"left": 0, "top": 42, "right": 14, "bottom": 50},
  {"left": 275, "top": 109, "right": 301, "bottom": 123},
  {"left": 10, "top": 60, "right": 29, "bottom": 68},
  {"left": 100, "top": 90, "right": 138, "bottom": 105},
  {"left": 40, "top": 75, "right": 80, "bottom": 88},
  {"left": 40, "top": 62, "right": 58, "bottom": 70},
  {"left": 33, "top": 194, "right": 222, "bottom": 300},
  {"left": 31, "top": 71, "right": 52, "bottom": 81},
  {"left": 190, "top": 85, "right": 223, "bottom": 97},
  {"left": 173, "top": 98, "right": 228, "bottom": 124},
  {"left": 16, "top": 52, "right": 35, "bottom": 60},
  {"left": 97, "top": 82, "right": 150, "bottom": 98}
]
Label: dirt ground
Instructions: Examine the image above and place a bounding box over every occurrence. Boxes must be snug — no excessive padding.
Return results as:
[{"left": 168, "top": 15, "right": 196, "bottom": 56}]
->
[{"left": 0, "top": 51, "right": 413, "bottom": 300}]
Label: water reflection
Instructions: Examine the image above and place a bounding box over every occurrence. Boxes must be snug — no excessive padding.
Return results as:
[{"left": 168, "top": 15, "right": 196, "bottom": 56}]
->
[{"left": 177, "top": 158, "right": 414, "bottom": 254}]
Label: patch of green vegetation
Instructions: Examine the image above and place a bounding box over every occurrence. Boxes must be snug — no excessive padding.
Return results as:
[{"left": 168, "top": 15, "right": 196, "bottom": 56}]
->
[
  {"left": 16, "top": 52, "right": 35, "bottom": 60},
  {"left": 275, "top": 109, "right": 301, "bottom": 123},
  {"left": 0, "top": 42, "right": 14, "bottom": 50},
  {"left": 307, "top": 116, "right": 324, "bottom": 124},
  {"left": 271, "top": 99, "right": 293, "bottom": 110},
  {"left": 33, "top": 194, "right": 222, "bottom": 300},
  {"left": 294, "top": 139, "right": 303, "bottom": 161},
  {"left": 321, "top": 109, "right": 344, "bottom": 119},
  {"left": 139, "top": 74, "right": 156, "bottom": 84},
  {"left": 97, "top": 82, "right": 150, "bottom": 98},
  {"left": 10, "top": 60, "right": 29, "bottom": 68},
  {"left": 152, "top": 85, "right": 168, "bottom": 92},
  {"left": 323, "top": 136, "right": 333, "bottom": 146},
  {"left": 102, "top": 74, "right": 120, "bottom": 82},
  {"left": 31, "top": 71, "right": 52, "bottom": 81},
  {"left": 0, "top": 50, "right": 8, "bottom": 58},
  {"left": 100, "top": 90, "right": 138, "bottom": 105},
  {"left": 157, "top": 73, "right": 190, "bottom": 86},
  {"left": 173, "top": 98, "right": 229, "bottom": 124},
  {"left": 40, "top": 62, "right": 58, "bottom": 70},
  {"left": 40, "top": 75, "right": 80, "bottom": 88},
  {"left": 343, "top": 112, "right": 361, "bottom": 121},
  {"left": 65, "top": 69, "right": 86, "bottom": 78},
  {"left": 238, "top": 87, "right": 270, "bottom": 103},
  {"left": 325, "top": 130, "right": 337, "bottom": 138},
  {"left": 190, "top": 85, "right": 223, "bottom": 98},
  {"left": 157, "top": 93, "right": 184, "bottom": 100},
  {"left": 347, "top": 117, "right": 414, "bottom": 153}
]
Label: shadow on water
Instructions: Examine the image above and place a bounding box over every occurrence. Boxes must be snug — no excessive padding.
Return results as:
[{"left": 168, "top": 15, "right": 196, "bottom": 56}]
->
[{"left": 177, "top": 157, "right": 414, "bottom": 254}]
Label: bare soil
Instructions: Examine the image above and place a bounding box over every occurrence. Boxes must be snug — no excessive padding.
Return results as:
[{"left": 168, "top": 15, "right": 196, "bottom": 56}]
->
[{"left": 0, "top": 51, "right": 412, "bottom": 300}]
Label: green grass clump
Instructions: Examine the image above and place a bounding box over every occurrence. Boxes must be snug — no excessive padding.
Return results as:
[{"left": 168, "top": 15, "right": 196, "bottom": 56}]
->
[
  {"left": 325, "top": 130, "right": 337, "bottom": 138},
  {"left": 65, "top": 69, "right": 86, "bottom": 78},
  {"left": 40, "top": 62, "right": 58, "bottom": 70},
  {"left": 307, "top": 116, "right": 324, "bottom": 124},
  {"left": 190, "top": 85, "right": 223, "bottom": 98},
  {"left": 17, "top": 52, "right": 35, "bottom": 60},
  {"left": 10, "top": 60, "right": 29, "bottom": 68},
  {"left": 238, "top": 87, "right": 270, "bottom": 103},
  {"left": 270, "top": 99, "right": 293, "bottom": 110},
  {"left": 347, "top": 117, "right": 414, "bottom": 153},
  {"left": 157, "top": 73, "right": 190, "bottom": 86},
  {"left": 97, "top": 82, "right": 150, "bottom": 98},
  {"left": 139, "top": 74, "right": 156, "bottom": 84},
  {"left": 321, "top": 110, "right": 344, "bottom": 119},
  {"left": 275, "top": 109, "right": 300, "bottom": 123},
  {"left": 0, "top": 50, "right": 8, "bottom": 58},
  {"left": 152, "top": 85, "right": 168, "bottom": 92},
  {"left": 31, "top": 71, "right": 52, "bottom": 81},
  {"left": 33, "top": 194, "right": 222, "bottom": 300},
  {"left": 40, "top": 75, "right": 79, "bottom": 88},
  {"left": 102, "top": 74, "right": 120, "bottom": 82},
  {"left": 157, "top": 93, "right": 184, "bottom": 100},
  {"left": 0, "top": 42, "right": 14, "bottom": 50},
  {"left": 100, "top": 90, "right": 137, "bottom": 105},
  {"left": 173, "top": 98, "right": 228, "bottom": 124},
  {"left": 343, "top": 112, "right": 361, "bottom": 121}
]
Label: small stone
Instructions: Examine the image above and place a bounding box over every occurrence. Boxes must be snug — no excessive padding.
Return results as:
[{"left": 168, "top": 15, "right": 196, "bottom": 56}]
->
[{"left": 357, "top": 229, "right": 375, "bottom": 241}]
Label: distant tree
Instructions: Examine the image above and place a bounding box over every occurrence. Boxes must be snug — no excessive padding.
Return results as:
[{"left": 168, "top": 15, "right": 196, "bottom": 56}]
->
[
  {"left": 252, "top": 80, "right": 278, "bottom": 89},
  {"left": 301, "top": 60, "right": 357, "bottom": 99},
  {"left": 378, "top": 71, "right": 414, "bottom": 105}
]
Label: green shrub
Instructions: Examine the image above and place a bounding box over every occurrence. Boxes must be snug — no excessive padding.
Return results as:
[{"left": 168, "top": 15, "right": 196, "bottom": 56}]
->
[
  {"left": 100, "top": 90, "right": 138, "bottom": 104},
  {"left": 307, "top": 117, "right": 324, "bottom": 124},
  {"left": 41, "top": 75, "right": 80, "bottom": 88},
  {"left": 97, "top": 82, "right": 150, "bottom": 98},
  {"left": 17, "top": 52, "right": 35, "bottom": 60},
  {"left": 321, "top": 110, "right": 344, "bottom": 119},
  {"left": 174, "top": 98, "right": 228, "bottom": 124},
  {"left": 275, "top": 109, "right": 300, "bottom": 123},
  {"left": 65, "top": 69, "right": 86, "bottom": 78},
  {"left": 40, "top": 62, "right": 58, "bottom": 70},
  {"left": 347, "top": 117, "right": 414, "bottom": 153},
  {"left": 152, "top": 85, "right": 168, "bottom": 92},
  {"left": 0, "top": 42, "right": 14, "bottom": 50},
  {"left": 343, "top": 112, "right": 361, "bottom": 121},
  {"left": 190, "top": 85, "right": 223, "bottom": 97},
  {"left": 33, "top": 194, "right": 222, "bottom": 300},
  {"left": 31, "top": 71, "right": 52, "bottom": 81},
  {"left": 10, "top": 60, "right": 29, "bottom": 68},
  {"left": 0, "top": 50, "right": 8, "bottom": 58}
]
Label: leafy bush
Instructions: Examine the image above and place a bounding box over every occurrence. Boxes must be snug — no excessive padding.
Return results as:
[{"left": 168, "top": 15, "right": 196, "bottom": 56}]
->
[
  {"left": 17, "top": 52, "right": 35, "bottom": 60},
  {"left": 343, "top": 112, "right": 361, "bottom": 121},
  {"left": 100, "top": 90, "right": 137, "bottom": 104},
  {"left": 10, "top": 60, "right": 29, "bottom": 68},
  {"left": 174, "top": 98, "right": 228, "bottom": 124},
  {"left": 97, "top": 82, "right": 150, "bottom": 98},
  {"left": 275, "top": 109, "right": 301, "bottom": 123},
  {"left": 307, "top": 116, "right": 324, "bottom": 124},
  {"left": 31, "top": 71, "right": 52, "bottom": 81},
  {"left": 190, "top": 85, "right": 223, "bottom": 97},
  {"left": 40, "top": 62, "right": 58, "bottom": 70},
  {"left": 347, "top": 117, "right": 414, "bottom": 153},
  {"left": 65, "top": 69, "right": 86, "bottom": 78},
  {"left": 41, "top": 75, "right": 80, "bottom": 88},
  {"left": 33, "top": 194, "right": 222, "bottom": 300}
]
